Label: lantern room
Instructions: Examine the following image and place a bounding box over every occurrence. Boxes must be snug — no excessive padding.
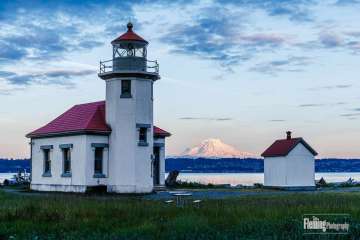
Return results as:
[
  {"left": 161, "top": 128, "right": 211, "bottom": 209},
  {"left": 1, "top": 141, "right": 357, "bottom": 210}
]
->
[
  {"left": 99, "top": 22, "right": 159, "bottom": 80},
  {"left": 111, "top": 22, "right": 148, "bottom": 72}
]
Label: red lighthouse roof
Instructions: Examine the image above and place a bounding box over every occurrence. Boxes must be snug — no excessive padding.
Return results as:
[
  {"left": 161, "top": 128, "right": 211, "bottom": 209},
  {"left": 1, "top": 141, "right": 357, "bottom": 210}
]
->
[
  {"left": 111, "top": 22, "right": 148, "bottom": 44},
  {"left": 26, "top": 101, "right": 170, "bottom": 138}
]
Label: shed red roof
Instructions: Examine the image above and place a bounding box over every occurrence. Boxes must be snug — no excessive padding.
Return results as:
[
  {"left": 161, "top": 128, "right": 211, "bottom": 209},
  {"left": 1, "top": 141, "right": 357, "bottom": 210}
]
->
[
  {"left": 26, "top": 101, "right": 170, "bottom": 138},
  {"left": 111, "top": 22, "right": 148, "bottom": 44},
  {"left": 153, "top": 126, "right": 171, "bottom": 138},
  {"left": 261, "top": 137, "right": 317, "bottom": 157}
]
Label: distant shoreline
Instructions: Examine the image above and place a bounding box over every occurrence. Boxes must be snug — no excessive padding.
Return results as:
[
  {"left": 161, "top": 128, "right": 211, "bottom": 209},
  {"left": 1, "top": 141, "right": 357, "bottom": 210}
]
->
[
  {"left": 2, "top": 158, "right": 360, "bottom": 174},
  {"left": 166, "top": 158, "right": 360, "bottom": 173}
]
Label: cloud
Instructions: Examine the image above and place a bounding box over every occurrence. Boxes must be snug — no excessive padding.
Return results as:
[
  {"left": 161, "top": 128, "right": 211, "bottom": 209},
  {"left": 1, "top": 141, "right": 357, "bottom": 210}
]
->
[
  {"left": 162, "top": 5, "right": 291, "bottom": 72},
  {"left": 0, "top": 0, "right": 358, "bottom": 82},
  {"left": 216, "top": 0, "right": 315, "bottom": 22},
  {"left": 0, "top": 71, "right": 16, "bottom": 77},
  {"left": 300, "top": 29, "right": 360, "bottom": 53},
  {"left": 299, "top": 102, "right": 347, "bottom": 108},
  {"left": 269, "top": 119, "right": 286, "bottom": 122},
  {"left": 240, "top": 34, "right": 288, "bottom": 46},
  {"left": 0, "top": 42, "right": 27, "bottom": 61},
  {"left": 307, "top": 84, "right": 352, "bottom": 91},
  {"left": 340, "top": 113, "right": 360, "bottom": 117},
  {"left": 335, "top": 0, "right": 360, "bottom": 6},
  {"left": 0, "top": 69, "right": 95, "bottom": 87},
  {"left": 249, "top": 56, "right": 310, "bottom": 75},
  {"left": 162, "top": 7, "right": 245, "bottom": 70},
  {"left": 319, "top": 32, "right": 343, "bottom": 48},
  {"left": 344, "top": 31, "right": 360, "bottom": 37},
  {"left": 338, "top": 107, "right": 360, "bottom": 120},
  {"left": 333, "top": 102, "right": 347, "bottom": 106},
  {"left": 298, "top": 103, "right": 326, "bottom": 107},
  {"left": 0, "top": 20, "right": 104, "bottom": 62},
  {"left": 179, "top": 117, "right": 233, "bottom": 121}
]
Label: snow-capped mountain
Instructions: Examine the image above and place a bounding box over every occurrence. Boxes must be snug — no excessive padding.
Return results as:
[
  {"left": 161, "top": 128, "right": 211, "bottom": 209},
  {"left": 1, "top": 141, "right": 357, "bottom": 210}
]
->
[{"left": 177, "top": 138, "right": 257, "bottom": 158}]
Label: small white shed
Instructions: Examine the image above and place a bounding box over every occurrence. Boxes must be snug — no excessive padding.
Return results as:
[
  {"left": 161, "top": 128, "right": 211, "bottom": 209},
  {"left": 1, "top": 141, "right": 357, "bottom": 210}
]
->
[{"left": 261, "top": 131, "right": 318, "bottom": 189}]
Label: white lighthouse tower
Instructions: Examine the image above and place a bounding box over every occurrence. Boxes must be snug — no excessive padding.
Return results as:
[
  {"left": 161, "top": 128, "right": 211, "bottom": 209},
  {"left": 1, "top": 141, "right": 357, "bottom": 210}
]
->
[{"left": 98, "top": 22, "right": 160, "bottom": 193}]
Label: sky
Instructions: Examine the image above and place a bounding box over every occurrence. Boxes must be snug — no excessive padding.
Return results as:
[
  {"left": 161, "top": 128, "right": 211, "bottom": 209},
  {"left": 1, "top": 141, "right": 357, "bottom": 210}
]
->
[{"left": 0, "top": 0, "right": 359, "bottom": 158}]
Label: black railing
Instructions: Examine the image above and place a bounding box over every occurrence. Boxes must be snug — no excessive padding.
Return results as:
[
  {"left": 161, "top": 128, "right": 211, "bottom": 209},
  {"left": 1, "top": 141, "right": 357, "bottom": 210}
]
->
[{"left": 99, "top": 59, "right": 159, "bottom": 74}]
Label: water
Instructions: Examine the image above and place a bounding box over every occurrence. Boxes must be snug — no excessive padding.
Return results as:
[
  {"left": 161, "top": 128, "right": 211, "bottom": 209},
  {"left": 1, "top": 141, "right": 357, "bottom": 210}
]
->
[
  {"left": 2, "top": 172, "right": 360, "bottom": 186},
  {"left": 174, "top": 172, "right": 360, "bottom": 186}
]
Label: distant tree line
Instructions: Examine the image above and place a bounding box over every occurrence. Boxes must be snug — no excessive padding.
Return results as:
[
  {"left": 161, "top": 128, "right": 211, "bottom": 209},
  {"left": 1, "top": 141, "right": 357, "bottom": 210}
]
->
[
  {"left": 166, "top": 158, "right": 360, "bottom": 173},
  {"left": 0, "top": 159, "right": 30, "bottom": 173},
  {"left": 1, "top": 158, "right": 360, "bottom": 173}
]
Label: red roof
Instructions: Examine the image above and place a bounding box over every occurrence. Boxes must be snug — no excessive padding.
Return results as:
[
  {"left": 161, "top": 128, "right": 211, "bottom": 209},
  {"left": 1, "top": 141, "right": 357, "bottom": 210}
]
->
[
  {"left": 261, "top": 137, "right": 317, "bottom": 157},
  {"left": 111, "top": 22, "right": 148, "bottom": 44},
  {"left": 153, "top": 126, "right": 171, "bottom": 138},
  {"left": 26, "top": 101, "right": 171, "bottom": 138}
]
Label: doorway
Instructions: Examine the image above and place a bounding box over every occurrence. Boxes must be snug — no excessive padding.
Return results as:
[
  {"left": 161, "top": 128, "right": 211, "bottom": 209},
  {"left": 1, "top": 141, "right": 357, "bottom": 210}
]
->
[{"left": 153, "top": 147, "right": 160, "bottom": 185}]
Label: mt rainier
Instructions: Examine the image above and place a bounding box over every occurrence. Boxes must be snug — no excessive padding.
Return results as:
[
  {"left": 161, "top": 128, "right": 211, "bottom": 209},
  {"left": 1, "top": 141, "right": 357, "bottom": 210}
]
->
[{"left": 178, "top": 138, "right": 257, "bottom": 158}]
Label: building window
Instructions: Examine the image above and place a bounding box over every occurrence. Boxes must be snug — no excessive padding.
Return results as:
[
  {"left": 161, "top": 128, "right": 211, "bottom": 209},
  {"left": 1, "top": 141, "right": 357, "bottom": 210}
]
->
[
  {"left": 43, "top": 149, "right": 51, "bottom": 176},
  {"left": 139, "top": 127, "right": 147, "bottom": 143},
  {"left": 62, "top": 148, "right": 71, "bottom": 176},
  {"left": 94, "top": 147, "right": 103, "bottom": 174},
  {"left": 120, "top": 80, "right": 131, "bottom": 98},
  {"left": 136, "top": 124, "right": 150, "bottom": 146},
  {"left": 137, "top": 124, "right": 150, "bottom": 146}
]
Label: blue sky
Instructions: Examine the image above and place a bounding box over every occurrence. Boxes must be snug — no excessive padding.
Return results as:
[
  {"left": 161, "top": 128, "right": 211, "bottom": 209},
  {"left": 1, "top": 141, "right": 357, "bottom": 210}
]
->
[{"left": 0, "top": 0, "right": 359, "bottom": 158}]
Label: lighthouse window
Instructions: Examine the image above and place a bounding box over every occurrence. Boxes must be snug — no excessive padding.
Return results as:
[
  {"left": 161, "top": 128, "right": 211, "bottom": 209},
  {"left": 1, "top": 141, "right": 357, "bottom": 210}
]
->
[
  {"left": 138, "top": 127, "right": 148, "bottom": 146},
  {"left": 121, "top": 80, "right": 132, "bottom": 98}
]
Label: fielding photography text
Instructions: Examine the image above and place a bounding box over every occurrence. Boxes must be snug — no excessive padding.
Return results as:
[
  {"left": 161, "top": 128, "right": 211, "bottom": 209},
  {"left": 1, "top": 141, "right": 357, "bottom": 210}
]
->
[{"left": 303, "top": 214, "right": 350, "bottom": 235}]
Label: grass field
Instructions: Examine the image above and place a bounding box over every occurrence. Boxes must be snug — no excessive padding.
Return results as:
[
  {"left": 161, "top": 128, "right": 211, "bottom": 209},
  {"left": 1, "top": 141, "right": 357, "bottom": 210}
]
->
[{"left": 0, "top": 188, "right": 359, "bottom": 239}]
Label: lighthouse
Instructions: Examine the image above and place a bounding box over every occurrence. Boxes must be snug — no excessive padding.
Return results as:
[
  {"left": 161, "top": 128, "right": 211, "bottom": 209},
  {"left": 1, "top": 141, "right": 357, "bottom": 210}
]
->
[
  {"left": 26, "top": 22, "right": 170, "bottom": 193},
  {"left": 99, "top": 22, "right": 160, "bottom": 193}
]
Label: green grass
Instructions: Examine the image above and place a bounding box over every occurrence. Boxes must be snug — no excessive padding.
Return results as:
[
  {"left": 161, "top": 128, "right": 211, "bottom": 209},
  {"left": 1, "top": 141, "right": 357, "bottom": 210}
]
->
[{"left": 0, "top": 189, "right": 359, "bottom": 239}]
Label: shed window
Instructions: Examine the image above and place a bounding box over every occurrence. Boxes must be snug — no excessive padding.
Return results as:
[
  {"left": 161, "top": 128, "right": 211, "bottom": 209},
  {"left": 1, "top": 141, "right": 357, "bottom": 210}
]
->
[
  {"left": 43, "top": 149, "right": 51, "bottom": 174},
  {"left": 62, "top": 148, "right": 71, "bottom": 174},
  {"left": 94, "top": 147, "right": 103, "bottom": 174},
  {"left": 121, "top": 80, "right": 131, "bottom": 98}
]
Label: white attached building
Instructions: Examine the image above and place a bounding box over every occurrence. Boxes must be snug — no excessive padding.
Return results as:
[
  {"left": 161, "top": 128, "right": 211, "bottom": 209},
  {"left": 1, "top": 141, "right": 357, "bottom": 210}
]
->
[
  {"left": 26, "top": 22, "right": 171, "bottom": 193},
  {"left": 261, "top": 131, "right": 317, "bottom": 189}
]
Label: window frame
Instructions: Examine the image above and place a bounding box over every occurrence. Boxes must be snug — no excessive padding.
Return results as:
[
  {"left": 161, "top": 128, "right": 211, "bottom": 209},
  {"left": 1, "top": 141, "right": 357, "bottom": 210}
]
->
[
  {"left": 139, "top": 127, "right": 147, "bottom": 143},
  {"left": 94, "top": 147, "right": 104, "bottom": 175},
  {"left": 62, "top": 148, "right": 71, "bottom": 176},
  {"left": 120, "top": 79, "right": 132, "bottom": 98},
  {"left": 43, "top": 148, "right": 51, "bottom": 177},
  {"left": 136, "top": 123, "right": 150, "bottom": 146}
]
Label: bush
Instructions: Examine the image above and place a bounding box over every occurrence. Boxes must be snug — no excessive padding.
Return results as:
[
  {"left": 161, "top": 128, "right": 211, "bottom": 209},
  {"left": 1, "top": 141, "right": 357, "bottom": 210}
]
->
[{"left": 3, "top": 179, "right": 9, "bottom": 186}]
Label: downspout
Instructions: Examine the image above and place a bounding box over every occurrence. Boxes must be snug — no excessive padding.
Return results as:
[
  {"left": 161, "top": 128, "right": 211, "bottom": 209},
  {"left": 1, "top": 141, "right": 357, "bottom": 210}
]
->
[
  {"left": 30, "top": 139, "right": 33, "bottom": 182},
  {"left": 107, "top": 135, "right": 110, "bottom": 179}
]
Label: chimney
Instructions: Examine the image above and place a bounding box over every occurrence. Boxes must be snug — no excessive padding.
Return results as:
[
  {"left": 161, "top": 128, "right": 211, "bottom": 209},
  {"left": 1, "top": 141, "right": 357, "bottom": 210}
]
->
[{"left": 286, "top": 131, "right": 292, "bottom": 140}]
